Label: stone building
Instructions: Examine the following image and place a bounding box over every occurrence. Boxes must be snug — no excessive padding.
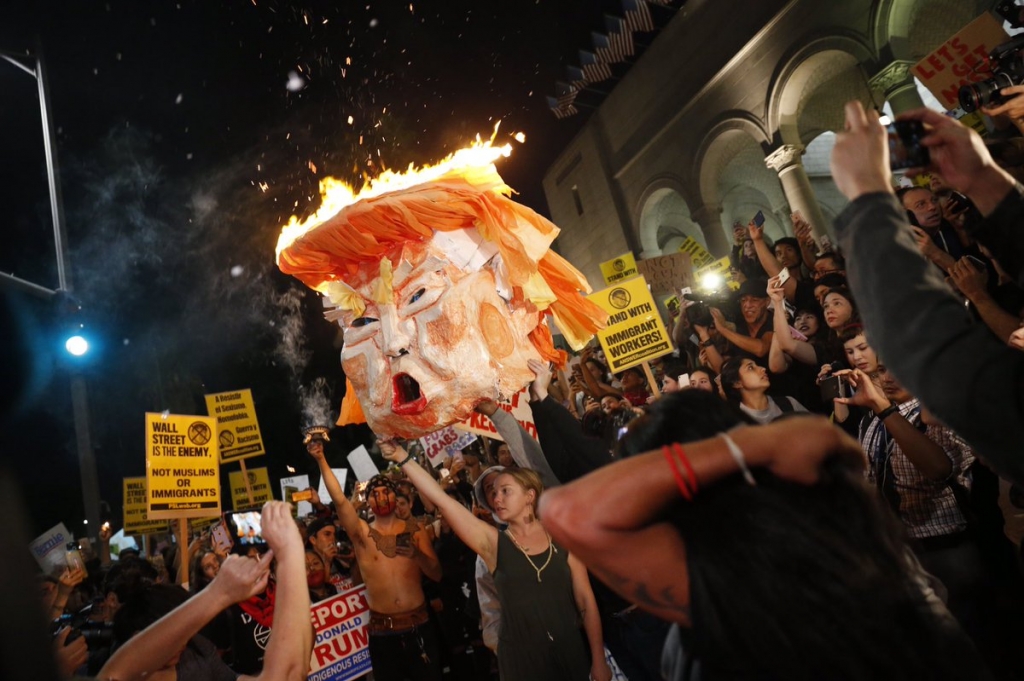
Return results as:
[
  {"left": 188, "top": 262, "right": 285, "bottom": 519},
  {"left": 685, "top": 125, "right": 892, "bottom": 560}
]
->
[{"left": 542, "top": 0, "right": 999, "bottom": 288}]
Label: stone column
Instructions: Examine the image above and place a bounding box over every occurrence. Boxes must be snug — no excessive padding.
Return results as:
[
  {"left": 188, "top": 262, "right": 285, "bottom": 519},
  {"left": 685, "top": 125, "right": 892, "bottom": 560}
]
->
[
  {"left": 640, "top": 247, "right": 663, "bottom": 259},
  {"left": 689, "top": 202, "right": 729, "bottom": 258},
  {"left": 764, "top": 144, "right": 830, "bottom": 240},
  {"left": 869, "top": 60, "right": 924, "bottom": 115}
]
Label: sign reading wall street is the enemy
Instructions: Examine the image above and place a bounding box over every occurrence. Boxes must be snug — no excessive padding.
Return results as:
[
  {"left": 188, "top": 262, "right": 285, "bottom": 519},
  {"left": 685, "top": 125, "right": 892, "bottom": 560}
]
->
[
  {"left": 204, "top": 389, "right": 265, "bottom": 463},
  {"left": 146, "top": 413, "right": 221, "bottom": 520},
  {"left": 123, "top": 477, "right": 169, "bottom": 535},
  {"left": 588, "top": 276, "right": 674, "bottom": 372}
]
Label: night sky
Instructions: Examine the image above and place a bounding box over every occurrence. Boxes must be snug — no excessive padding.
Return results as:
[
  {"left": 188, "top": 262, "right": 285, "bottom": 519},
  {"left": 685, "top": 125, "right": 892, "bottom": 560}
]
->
[{"left": 0, "top": 0, "right": 635, "bottom": 536}]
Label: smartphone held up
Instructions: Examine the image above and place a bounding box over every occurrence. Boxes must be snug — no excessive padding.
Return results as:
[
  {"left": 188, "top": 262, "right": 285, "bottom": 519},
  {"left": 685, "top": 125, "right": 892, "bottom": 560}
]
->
[{"left": 887, "top": 120, "right": 929, "bottom": 170}]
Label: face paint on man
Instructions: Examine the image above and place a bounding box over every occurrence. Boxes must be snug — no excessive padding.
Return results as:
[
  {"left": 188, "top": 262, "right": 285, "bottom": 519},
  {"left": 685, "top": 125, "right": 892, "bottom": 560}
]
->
[{"left": 367, "top": 484, "right": 398, "bottom": 517}]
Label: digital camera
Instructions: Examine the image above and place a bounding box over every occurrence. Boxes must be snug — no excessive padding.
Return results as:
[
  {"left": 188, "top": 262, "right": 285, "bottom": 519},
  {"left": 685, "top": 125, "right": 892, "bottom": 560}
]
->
[{"left": 959, "top": 35, "right": 1024, "bottom": 113}]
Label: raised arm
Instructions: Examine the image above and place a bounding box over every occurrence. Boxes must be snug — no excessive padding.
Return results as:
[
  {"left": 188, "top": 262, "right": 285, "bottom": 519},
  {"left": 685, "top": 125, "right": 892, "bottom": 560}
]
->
[
  {"left": 831, "top": 102, "right": 1024, "bottom": 482},
  {"left": 250, "top": 501, "right": 313, "bottom": 681},
  {"left": 380, "top": 441, "right": 499, "bottom": 569},
  {"left": 768, "top": 281, "right": 815, "bottom": 365},
  {"left": 100, "top": 546, "right": 273, "bottom": 680},
  {"left": 948, "top": 257, "right": 1021, "bottom": 344},
  {"left": 476, "top": 397, "right": 559, "bottom": 489},
  {"left": 540, "top": 417, "right": 863, "bottom": 624},
  {"left": 307, "top": 440, "right": 364, "bottom": 543}
]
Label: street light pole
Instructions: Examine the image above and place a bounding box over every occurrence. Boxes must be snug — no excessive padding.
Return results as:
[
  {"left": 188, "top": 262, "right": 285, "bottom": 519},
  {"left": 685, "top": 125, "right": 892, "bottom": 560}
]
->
[{"left": 0, "top": 43, "right": 101, "bottom": 539}]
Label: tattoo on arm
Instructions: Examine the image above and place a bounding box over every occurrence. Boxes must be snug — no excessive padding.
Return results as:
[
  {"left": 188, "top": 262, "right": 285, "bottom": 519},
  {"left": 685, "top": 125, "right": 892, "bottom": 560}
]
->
[{"left": 600, "top": 569, "right": 691, "bottom": 618}]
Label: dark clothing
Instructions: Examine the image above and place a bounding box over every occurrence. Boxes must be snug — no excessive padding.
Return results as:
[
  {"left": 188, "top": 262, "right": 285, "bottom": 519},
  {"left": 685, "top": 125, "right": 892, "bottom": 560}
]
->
[
  {"left": 725, "top": 316, "right": 773, "bottom": 368},
  {"left": 531, "top": 396, "right": 614, "bottom": 484},
  {"left": 367, "top": 621, "right": 443, "bottom": 681},
  {"left": 178, "top": 635, "right": 238, "bottom": 681},
  {"left": 494, "top": 532, "right": 590, "bottom": 681},
  {"left": 835, "top": 191, "right": 1024, "bottom": 483}
]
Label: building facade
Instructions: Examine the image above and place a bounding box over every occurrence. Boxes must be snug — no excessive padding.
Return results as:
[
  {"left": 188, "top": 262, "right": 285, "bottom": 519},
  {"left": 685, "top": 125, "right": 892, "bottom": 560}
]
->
[{"left": 542, "top": 0, "right": 996, "bottom": 288}]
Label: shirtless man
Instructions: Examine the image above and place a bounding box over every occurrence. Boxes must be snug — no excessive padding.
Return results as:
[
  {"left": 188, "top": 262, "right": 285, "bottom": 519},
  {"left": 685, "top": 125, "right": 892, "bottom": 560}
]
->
[{"left": 307, "top": 439, "right": 443, "bottom": 681}]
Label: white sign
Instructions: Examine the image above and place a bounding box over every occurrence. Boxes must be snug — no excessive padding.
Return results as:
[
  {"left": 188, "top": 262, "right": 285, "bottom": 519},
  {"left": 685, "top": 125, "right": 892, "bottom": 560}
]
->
[
  {"left": 346, "top": 445, "right": 379, "bottom": 482},
  {"left": 419, "top": 427, "right": 478, "bottom": 468},
  {"left": 280, "top": 474, "right": 313, "bottom": 516},
  {"left": 317, "top": 469, "right": 349, "bottom": 505},
  {"left": 29, "top": 522, "right": 73, "bottom": 577}
]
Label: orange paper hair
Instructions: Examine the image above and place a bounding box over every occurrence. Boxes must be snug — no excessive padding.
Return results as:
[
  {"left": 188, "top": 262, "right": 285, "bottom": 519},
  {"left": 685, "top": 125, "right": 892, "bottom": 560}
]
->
[{"left": 277, "top": 162, "right": 606, "bottom": 368}]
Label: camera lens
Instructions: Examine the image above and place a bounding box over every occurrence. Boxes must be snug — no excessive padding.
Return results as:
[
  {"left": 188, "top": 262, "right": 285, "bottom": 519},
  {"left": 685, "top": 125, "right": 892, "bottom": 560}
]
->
[{"left": 959, "top": 73, "right": 1016, "bottom": 112}]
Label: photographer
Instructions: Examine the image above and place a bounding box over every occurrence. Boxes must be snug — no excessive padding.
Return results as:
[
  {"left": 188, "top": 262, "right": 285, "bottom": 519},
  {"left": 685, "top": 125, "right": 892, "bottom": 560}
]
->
[{"left": 829, "top": 101, "right": 1024, "bottom": 483}]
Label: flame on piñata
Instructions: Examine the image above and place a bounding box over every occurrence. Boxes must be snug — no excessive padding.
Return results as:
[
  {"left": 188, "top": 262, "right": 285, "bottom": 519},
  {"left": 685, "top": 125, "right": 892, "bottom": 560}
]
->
[{"left": 275, "top": 127, "right": 520, "bottom": 262}]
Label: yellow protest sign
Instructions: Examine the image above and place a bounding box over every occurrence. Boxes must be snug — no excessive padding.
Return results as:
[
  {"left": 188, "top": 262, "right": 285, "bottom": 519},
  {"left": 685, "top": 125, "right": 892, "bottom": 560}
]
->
[
  {"left": 587, "top": 276, "right": 674, "bottom": 373},
  {"left": 146, "top": 413, "right": 221, "bottom": 520},
  {"left": 911, "top": 13, "right": 1008, "bottom": 109},
  {"left": 678, "top": 236, "right": 715, "bottom": 269},
  {"left": 599, "top": 252, "right": 639, "bottom": 286},
  {"left": 123, "top": 477, "right": 168, "bottom": 535},
  {"left": 229, "top": 467, "right": 273, "bottom": 510},
  {"left": 204, "top": 389, "right": 265, "bottom": 463}
]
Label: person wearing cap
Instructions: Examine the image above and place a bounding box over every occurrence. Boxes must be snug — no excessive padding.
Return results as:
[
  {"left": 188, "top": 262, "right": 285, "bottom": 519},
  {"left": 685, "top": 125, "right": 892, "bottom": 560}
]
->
[
  {"left": 305, "top": 516, "right": 356, "bottom": 591},
  {"left": 307, "top": 438, "right": 444, "bottom": 681},
  {"left": 698, "top": 278, "right": 774, "bottom": 374}
]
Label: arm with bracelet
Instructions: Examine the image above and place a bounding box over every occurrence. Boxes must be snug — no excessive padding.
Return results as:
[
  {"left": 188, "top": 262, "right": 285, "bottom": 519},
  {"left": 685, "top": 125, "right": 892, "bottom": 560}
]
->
[{"left": 540, "top": 417, "right": 863, "bottom": 624}]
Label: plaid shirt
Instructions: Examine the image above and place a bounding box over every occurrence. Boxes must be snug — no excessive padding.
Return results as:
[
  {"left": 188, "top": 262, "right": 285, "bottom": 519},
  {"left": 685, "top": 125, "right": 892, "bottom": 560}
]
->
[{"left": 859, "top": 399, "right": 974, "bottom": 539}]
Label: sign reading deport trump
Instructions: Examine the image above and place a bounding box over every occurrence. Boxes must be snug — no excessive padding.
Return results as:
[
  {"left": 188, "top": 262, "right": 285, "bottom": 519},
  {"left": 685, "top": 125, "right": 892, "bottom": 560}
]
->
[
  {"left": 308, "top": 586, "right": 372, "bottom": 681},
  {"left": 588, "top": 276, "right": 674, "bottom": 373},
  {"left": 146, "top": 412, "right": 221, "bottom": 520},
  {"left": 204, "top": 389, "right": 265, "bottom": 463}
]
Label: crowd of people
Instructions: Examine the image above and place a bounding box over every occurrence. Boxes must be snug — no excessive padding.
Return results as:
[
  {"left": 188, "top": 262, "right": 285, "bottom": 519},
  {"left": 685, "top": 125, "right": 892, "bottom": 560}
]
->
[{"left": 27, "top": 97, "right": 1024, "bottom": 681}]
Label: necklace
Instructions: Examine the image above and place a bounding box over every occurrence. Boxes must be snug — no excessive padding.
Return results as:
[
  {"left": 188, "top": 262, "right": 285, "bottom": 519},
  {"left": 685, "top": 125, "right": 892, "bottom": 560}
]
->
[{"left": 504, "top": 528, "right": 556, "bottom": 582}]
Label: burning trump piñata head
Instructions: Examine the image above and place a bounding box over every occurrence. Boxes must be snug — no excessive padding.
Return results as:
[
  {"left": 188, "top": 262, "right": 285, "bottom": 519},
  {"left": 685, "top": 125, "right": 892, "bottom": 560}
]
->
[{"left": 276, "top": 137, "right": 605, "bottom": 438}]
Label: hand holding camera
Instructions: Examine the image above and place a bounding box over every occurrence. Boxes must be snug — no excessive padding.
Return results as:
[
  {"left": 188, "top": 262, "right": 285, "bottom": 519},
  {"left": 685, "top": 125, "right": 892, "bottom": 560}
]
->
[{"left": 831, "top": 369, "right": 890, "bottom": 413}]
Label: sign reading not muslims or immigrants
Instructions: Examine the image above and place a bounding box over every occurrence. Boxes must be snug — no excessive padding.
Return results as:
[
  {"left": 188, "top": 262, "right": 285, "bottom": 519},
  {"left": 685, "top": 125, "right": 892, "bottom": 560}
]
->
[{"left": 146, "top": 412, "right": 221, "bottom": 520}]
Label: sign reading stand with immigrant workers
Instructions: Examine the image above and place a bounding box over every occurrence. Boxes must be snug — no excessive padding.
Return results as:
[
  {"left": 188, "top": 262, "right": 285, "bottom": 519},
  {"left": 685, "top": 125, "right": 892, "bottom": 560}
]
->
[
  {"left": 599, "top": 252, "right": 639, "bottom": 286},
  {"left": 204, "top": 388, "right": 265, "bottom": 463},
  {"left": 588, "top": 275, "right": 674, "bottom": 373},
  {"left": 146, "top": 412, "right": 222, "bottom": 520},
  {"left": 229, "top": 467, "right": 273, "bottom": 510}
]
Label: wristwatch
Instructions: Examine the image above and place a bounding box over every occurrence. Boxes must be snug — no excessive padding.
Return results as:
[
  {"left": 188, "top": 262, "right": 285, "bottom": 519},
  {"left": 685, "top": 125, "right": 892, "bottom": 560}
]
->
[
  {"left": 874, "top": 401, "right": 899, "bottom": 421},
  {"left": 699, "top": 339, "right": 715, "bottom": 349}
]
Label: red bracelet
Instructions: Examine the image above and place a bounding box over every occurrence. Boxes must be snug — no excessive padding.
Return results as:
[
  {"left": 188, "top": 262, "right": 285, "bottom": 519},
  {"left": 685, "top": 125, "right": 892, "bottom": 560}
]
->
[
  {"left": 671, "top": 443, "right": 699, "bottom": 495},
  {"left": 662, "top": 445, "right": 693, "bottom": 501}
]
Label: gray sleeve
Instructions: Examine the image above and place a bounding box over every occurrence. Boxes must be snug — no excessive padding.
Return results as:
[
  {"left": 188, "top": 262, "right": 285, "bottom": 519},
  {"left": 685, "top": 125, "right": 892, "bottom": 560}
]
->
[
  {"left": 487, "top": 408, "right": 560, "bottom": 489},
  {"left": 836, "top": 192, "right": 1024, "bottom": 483},
  {"left": 475, "top": 555, "right": 501, "bottom": 653}
]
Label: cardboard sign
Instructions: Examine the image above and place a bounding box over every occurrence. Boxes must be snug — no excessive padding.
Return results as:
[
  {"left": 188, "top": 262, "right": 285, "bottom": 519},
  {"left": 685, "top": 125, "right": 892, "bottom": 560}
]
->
[
  {"left": 455, "top": 389, "right": 538, "bottom": 441},
  {"left": 281, "top": 474, "right": 313, "bottom": 516},
  {"left": 678, "top": 236, "right": 715, "bottom": 268},
  {"left": 204, "top": 389, "right": 265, "bottom": 463},
  {"left": 599, "top": 252, "right": 639, "bottom": 286},
  {"left": 419, "top": 427, "right": 478, "bottom": 468},
  {"left": 229, "top": 467, "right": 273, "bottom": 510},
  {"left": 308, "top": 586, "right": 372, "bottom": 681},
  {"left": 346, "top": 445, "right": 379, "bottom": 482},
  {"left": 146, "top": 412, "right": 221, "bottom": 520},
  {"left": 29, "top": 522, "right": 73, "bottom": 577},
  {"left": 911, "top": 13, "right": 1009, "bottom": 109},
  {"left": 123, "top": 477, "right": 169, "bottom": 535},
  {"left": 588, "top": 276, "right": 674, "bottom": 373},
  {"left": 635, "top": 252, "right": 694, "bottom": 294},
  {"left": 318, "top": 469, "right": 349, "bottom": 505}
]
